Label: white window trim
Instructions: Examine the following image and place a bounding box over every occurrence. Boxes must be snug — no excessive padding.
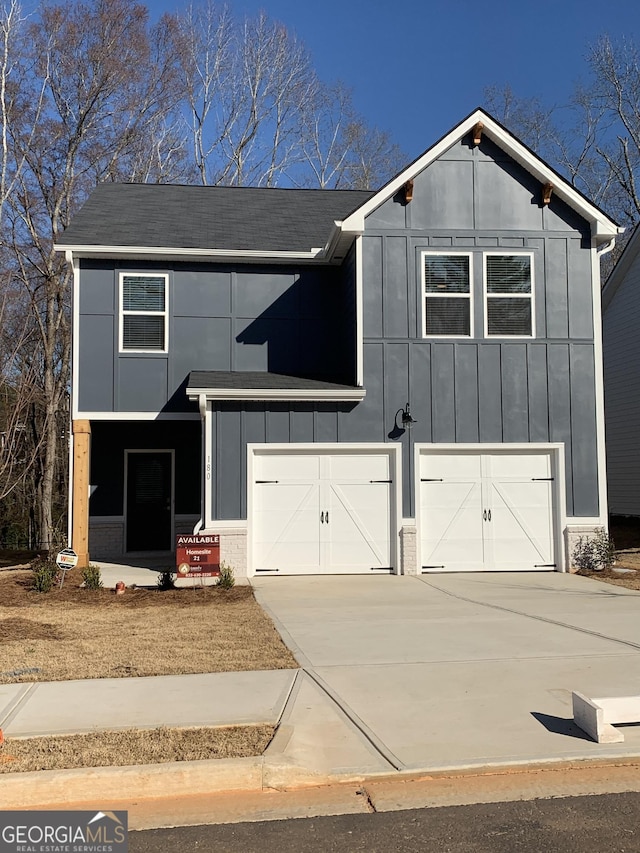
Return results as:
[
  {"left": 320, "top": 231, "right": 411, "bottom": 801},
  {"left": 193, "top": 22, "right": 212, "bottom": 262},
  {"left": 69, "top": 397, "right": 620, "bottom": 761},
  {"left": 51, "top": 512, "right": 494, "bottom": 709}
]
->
[
  {"left": 119, "top": 272, "right": 169, "bottom": 354},
  {"left": 483, "top": 251, "right": 535, "bottom": 339},
  {"left": 421, "top": 251, "right": 474, "bottom": 339}
]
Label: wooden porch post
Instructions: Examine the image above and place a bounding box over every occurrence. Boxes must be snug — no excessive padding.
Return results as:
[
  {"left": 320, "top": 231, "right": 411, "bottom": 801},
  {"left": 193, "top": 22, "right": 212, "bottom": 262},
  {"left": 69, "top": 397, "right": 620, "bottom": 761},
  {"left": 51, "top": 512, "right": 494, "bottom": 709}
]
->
[{"left": 72, "top": 419, "right": 91, "bottom": 567}]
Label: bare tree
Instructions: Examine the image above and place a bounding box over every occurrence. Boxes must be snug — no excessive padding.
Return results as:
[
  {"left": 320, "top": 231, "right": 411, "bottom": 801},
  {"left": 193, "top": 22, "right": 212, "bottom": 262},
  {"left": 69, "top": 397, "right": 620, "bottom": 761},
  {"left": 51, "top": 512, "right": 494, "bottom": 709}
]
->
[
  {"left": 290, "top": 80, "right": 407, "bottom": 189},
  {"left": 485, "top": 36, "right": 640, "bottom": 230},
  {"left": 173, "top": 5, "right": 316, "bottom": 186},
  {"left": 3, "top": 0, "right": 182, "bottom": 550},
  {"left": 0, "top": 0, "right": 407, "bottom": 550}
]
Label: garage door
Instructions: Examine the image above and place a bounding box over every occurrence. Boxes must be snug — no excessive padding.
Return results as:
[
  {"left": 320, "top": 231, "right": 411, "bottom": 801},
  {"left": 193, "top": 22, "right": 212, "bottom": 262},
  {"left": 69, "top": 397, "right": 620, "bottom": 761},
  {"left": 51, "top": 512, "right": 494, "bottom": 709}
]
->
[
  {"left": 253, "top": 451, "right": 394, "bottom": 574},
  {"left": 419, "top": 450, "right": 557, "bottom": 572}
]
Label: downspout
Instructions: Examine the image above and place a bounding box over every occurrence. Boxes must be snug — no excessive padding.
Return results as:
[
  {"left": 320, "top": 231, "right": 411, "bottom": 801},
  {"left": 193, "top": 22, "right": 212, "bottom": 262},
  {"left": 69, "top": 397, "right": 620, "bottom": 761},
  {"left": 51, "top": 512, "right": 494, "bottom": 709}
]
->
[{"left": 593, "top": 234, "right": 618, "bottom": 531}]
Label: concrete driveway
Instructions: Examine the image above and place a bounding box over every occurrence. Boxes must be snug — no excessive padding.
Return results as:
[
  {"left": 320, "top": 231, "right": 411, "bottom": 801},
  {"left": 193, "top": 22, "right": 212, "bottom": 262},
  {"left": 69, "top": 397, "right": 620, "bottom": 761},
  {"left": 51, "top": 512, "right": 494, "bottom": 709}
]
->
[{"left": 253, "top": 572, "right": 640, "bottom": 771}]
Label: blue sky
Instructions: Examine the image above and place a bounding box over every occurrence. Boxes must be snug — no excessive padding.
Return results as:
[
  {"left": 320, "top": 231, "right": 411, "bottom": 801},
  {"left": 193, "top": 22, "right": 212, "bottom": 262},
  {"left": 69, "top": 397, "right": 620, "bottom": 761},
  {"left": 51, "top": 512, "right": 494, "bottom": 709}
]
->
[{"left": 148, "top": 0, "right": 640, "bottom": 160}]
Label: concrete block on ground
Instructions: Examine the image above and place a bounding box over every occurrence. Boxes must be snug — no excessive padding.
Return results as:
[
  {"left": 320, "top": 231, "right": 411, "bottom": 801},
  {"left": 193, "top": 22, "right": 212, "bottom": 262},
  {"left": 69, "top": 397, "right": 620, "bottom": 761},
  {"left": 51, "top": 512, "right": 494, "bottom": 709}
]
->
[{"left": 572, "top": 691, "right": 639, "bottom": 743}]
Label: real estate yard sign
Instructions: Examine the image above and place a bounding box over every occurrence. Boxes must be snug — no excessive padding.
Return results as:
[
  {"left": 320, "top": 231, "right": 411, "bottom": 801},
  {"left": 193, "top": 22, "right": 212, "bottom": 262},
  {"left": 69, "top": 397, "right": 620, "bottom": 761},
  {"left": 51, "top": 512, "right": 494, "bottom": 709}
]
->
[{"left": 175, "top": 534, "right": 220, "bottom": 578}]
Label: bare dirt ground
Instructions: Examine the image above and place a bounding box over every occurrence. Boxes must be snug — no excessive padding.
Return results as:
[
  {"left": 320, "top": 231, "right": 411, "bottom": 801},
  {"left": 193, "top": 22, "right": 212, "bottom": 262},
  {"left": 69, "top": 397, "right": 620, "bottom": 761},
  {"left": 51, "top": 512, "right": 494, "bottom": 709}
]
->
[
  {"left": 0, "top": 567, "right": 298, "bottom": 683},
  {"left": 0, "top": 724, "right": 275, "bottom": 773}
]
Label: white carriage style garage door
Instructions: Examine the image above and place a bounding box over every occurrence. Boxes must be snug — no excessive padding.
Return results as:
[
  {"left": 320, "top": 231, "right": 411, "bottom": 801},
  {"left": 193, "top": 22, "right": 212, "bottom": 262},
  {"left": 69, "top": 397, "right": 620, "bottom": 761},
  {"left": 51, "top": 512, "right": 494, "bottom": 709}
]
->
[
  {"left": 419, "top": 448, "right": 558, "bottom": 572},
  {"left": 252, "top": 449, "right": 396, "bottom": 574}
]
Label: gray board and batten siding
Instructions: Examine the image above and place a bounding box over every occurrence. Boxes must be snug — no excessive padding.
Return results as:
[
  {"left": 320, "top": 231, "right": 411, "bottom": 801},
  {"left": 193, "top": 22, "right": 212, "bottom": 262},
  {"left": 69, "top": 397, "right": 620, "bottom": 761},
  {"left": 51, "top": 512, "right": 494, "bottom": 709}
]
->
[
  {"left": 355, "top": 136, "right": 599, "bottom": 520},
  {"left": 77, "top": 257, "right": 357, "bottom": 414},
  {"left": 206, "top": 138, "right": 600, "bottom": 523},
  {"left": 603, "top": 225, "right": 640, "bottom": 516}
]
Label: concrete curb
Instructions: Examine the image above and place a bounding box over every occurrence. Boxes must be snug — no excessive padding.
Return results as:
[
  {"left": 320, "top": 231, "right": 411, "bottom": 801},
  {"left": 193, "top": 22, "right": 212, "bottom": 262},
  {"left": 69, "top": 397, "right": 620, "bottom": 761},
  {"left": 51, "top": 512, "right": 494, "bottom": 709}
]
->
[{"left": 5, "top": 751, "right": 640, "bottom": 810}]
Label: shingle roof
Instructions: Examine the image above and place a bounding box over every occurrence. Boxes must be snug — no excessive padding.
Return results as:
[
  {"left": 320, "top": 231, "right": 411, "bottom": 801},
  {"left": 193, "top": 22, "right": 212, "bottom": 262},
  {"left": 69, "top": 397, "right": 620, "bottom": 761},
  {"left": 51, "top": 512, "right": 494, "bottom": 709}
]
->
[
  {"left": 187, "top": 371, "right": 361, "bottom": 393},
  {"left": 59, "top": 184, "right": 375, "bottom": 253}
]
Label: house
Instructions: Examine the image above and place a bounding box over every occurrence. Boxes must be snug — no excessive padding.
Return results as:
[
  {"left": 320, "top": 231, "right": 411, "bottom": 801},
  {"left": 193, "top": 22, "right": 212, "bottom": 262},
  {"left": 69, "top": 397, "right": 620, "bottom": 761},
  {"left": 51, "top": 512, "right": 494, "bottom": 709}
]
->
[
  {"left": 56, "top": 108, "right": 621, "bottom": 577},
  {"left": 602, "top": 223, "right": 640, "bottom": 516}
]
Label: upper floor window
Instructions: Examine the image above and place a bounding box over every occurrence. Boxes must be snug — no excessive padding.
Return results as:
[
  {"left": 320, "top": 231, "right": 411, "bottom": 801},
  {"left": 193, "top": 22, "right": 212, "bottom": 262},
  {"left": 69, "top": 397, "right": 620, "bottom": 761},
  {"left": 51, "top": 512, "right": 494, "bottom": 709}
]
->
[
  {"left": 119, "top": 273, "right": 168, "bottom": 353},
  {"left": 484, "top": 253, "right": 534, "bottom": 338},
  {"left": 423, "top": 253, "right": 472, "bottom": 337}
]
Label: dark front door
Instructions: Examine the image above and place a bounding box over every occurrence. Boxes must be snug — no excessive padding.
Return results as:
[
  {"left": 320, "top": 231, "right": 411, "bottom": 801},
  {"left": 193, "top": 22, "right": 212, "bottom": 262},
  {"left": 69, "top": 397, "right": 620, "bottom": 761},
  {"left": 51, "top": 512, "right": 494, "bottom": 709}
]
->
[{"left": 126, "top": 451, "right": 172, "bottom": 551}]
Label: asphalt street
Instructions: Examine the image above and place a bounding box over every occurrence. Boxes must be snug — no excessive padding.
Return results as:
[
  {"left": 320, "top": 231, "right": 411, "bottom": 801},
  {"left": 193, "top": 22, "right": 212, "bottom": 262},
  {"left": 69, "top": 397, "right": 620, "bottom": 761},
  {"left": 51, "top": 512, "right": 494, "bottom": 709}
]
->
[{"left": 131, "top": 792, "right": 640, "bottom": 852}]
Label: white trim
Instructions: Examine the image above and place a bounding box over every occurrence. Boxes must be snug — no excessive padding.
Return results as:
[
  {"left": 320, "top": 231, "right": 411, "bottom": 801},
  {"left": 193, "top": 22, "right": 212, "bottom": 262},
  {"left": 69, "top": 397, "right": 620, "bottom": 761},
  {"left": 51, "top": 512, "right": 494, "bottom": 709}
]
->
[
  {"left": 483, "top": 251, "right": 535, "bottom": 339},
  {"left": 591, "top": 243, "right": 609, "bottom": 526},
  {"left": 118, "top": 272, "right": 169, "bottom": 354},
  {"left": 414, "top": 442, "right": 567, "bottom": 573},
  {"left": 77, "top": 412, "right": 201, "bottom": 421},
  {"left": 356, "top": 235, "right": 364, "bottom": 386},
  {"left": 71, "top": 253, "right": 81, "bottom": 420},
  {"left": 56, "top": 244, "right": 325, "bottom": 262},
  {"left": 186, "top": 387, "right": 366, "bottom": 402},
  {"left": 204, "top": 400, "right": 213, "bottom": 528},
  {"left": 421, "top": 251, "right": 474, "bottom": 339},
  {"left": 246, "top": 442, "right": 402, "bottom": 578},
  {"left": 69, "top": 256, "right": 80, "bottom": 538},
  {"left": 340, "top": 110, "right": 620, "bottom": 243},
  {"left": 124, "top": 448, "right": 175, "bottom": 553}
]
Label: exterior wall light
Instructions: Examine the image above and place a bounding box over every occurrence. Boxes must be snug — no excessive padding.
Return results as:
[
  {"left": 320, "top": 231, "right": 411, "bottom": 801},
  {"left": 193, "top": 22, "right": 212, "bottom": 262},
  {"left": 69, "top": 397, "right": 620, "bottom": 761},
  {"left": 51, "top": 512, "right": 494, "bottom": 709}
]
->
[{"left": 396, "top": 403, "right": 417, "bottom": 431}]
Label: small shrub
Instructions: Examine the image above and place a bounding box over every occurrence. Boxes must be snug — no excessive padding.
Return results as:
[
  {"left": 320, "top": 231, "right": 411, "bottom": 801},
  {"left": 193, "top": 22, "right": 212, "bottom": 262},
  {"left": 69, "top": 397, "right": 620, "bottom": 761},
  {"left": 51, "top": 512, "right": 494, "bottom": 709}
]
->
[
  {"left": 157, "top": 570, "right": 176, "bottom": 590},
  {"left": 82, "top": 564, "right": 103, "bottom": 590},
  {"left": 217, "top": 562, "right": 235, "bottom": 589},
  {"left": 31, "top": 559, "right": 58, "bottom": 593},
  {"left": 572, "top": 527, "right": 615, "bottom": 572}
]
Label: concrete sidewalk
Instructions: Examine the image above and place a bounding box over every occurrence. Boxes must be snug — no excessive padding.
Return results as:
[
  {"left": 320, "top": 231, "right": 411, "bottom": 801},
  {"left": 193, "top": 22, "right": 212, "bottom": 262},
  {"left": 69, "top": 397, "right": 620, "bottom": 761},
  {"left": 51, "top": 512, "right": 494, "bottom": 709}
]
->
[{"left": 4, "top": 572, "right": 640, "bottom": 812}]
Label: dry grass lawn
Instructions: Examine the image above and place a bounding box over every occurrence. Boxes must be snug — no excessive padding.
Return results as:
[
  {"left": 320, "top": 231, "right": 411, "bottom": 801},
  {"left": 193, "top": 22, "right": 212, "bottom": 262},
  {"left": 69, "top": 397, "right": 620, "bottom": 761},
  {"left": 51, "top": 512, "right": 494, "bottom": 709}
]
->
[
  {"left": 0, "top": 725, "right": 274, "bottom": 773},
  {"left": 0, "top": 568, "right": 297, "bottom": 683}
]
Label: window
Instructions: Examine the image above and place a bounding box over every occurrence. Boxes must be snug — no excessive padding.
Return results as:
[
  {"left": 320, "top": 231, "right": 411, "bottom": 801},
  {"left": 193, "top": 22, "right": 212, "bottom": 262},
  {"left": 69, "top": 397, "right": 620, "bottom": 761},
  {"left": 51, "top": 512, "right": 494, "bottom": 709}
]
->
[
  {"left": 484, "top": 254, "right": 533, "bottom": 337},
  {"left": 119, "top": 273, "right": 168, "bottom": 352},
  {"left": 423, "top": 253, "right": 472, "bottom": 337}
]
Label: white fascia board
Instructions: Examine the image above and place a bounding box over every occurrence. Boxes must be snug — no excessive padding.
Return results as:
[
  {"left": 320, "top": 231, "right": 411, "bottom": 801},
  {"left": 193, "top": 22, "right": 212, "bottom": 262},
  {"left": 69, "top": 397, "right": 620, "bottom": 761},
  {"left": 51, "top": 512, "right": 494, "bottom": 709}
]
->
[
  {"left": 186, "top": 387, "right": 366, "bottom": 402},
  {"left": 78, "top": 411, "right": 201, "bottom": 421},
  {"left": 340, "top": 109, "right": 620, "bottom": 242},
  {"left": 54, "top": 244, "right": 325, "bottom": 263}
]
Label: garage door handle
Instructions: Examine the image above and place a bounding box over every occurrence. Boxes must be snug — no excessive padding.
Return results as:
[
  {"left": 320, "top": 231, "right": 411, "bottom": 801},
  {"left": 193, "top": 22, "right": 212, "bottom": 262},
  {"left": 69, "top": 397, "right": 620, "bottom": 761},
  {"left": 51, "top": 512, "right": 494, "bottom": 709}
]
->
[
  {"left": 256, "top": 480, "right": 279, "bottom": 484},
  {"left": 488, "top": 509, "right": 491, "bottom": 522},
  {"left": 483, "top": 510, "right": 487, "bottom": 521},
  {"left": 321, "top": 511, "right": 325, "bottom": 524}
]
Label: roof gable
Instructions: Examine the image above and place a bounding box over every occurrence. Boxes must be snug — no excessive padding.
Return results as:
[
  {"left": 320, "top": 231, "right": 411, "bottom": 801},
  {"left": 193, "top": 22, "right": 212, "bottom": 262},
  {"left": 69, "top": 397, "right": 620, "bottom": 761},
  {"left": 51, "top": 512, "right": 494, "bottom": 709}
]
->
[{"left": 340, "top": 108, "right": 620, "bottom": 245}]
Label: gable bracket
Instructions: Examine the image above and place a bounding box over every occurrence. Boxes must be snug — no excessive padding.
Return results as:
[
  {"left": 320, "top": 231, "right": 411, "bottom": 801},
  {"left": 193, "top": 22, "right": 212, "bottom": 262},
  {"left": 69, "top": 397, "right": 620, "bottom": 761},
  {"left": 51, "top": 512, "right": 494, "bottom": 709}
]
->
[
  {"left": 472, "top": 121, "right": 484, "bottom": 146},
  {"left": 542, "top": 182, "right": 554, "bottom": 206},
  {"left": 403, "top": 179, "right": 414, "bottom": 203}
]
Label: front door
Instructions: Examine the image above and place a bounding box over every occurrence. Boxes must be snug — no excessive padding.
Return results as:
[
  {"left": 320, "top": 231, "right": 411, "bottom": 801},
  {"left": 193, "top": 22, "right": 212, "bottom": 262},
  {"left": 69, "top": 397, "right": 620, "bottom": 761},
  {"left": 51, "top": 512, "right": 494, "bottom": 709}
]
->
[{"left": 126, "top": 451, "right": 173, "bottom": 551}]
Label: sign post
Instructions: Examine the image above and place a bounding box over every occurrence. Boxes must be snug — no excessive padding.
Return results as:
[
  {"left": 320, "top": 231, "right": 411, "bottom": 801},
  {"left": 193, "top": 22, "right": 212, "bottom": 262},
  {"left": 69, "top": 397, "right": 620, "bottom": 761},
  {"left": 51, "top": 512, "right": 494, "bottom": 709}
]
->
[
  {"left": 175, "top": 534, "right": 220, "bottom": 581},
  {"left": 55, "top": 548, "right": 78, "bottom": 588}
]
